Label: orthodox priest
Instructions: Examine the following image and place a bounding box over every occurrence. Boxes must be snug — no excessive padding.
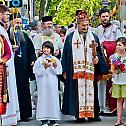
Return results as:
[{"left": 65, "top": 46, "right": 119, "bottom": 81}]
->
[
  {"left": 96, "top": 8, "right": 124, "bottom": 115},
  {"left": 0, "top": 33, "right": 11, "bottom": 115},
  {"left": 9, "top": 12, "right": 36, "bottom": 121},
  {"left": 0, "top": 5, "right": 11, "bottom": 117},
  {"left": 61, "top": 10, "right": 108, "bottom": 122},
  {"left": 33, "top": 15, "right": 63, "bottom": 58}
]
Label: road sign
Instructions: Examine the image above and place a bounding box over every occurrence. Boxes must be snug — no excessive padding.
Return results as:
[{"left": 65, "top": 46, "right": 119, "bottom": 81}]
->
[{"left": 5, "top": 0, "right": 22, "bottom": 7}]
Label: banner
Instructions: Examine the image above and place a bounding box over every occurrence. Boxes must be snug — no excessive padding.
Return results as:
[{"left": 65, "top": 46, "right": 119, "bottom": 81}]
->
[
  {"left": 110, "top": 5, "right": 117, "bottom": 17},
  {"left": 118, "top": 0, "right": 126, "bottom": 20}
]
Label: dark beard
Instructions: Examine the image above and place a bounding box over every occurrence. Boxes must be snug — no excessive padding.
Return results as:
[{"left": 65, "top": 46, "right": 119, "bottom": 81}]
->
[
  {"left": 79, "top": 32, "right": 87, "bottom": 37},
  {"left": 10, "top": 27, "right": 25, "bottom": 45},
  {"left": 42, "top": 28, "right": 54, "bottom": 36},
  {"left": 102, "top": 22, "right": 111, "bottom": 28},
  {"left": 10, "top": 28, "right": 15, "bottom": 44},
  {"left": 101, "top": 19, "right": 111, "bottom": 28},
  {"left": 78, "top": 30, "right": 87, "bottom": 35}
]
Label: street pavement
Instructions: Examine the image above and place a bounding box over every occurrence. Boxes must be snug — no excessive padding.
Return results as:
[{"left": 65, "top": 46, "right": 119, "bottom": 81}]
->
[
  {"left": 24, "top": 87, "right": 125, "bottom": 126},
  {"left": 17, "top": 114, "right": 125, "bottom": 126},
  {"left": 19, "top": 87, "right": 125, "bottom": 126}
]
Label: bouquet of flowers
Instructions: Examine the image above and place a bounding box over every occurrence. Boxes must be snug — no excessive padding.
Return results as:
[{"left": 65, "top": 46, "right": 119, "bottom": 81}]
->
[
  {"left": 42, "top": 58, "right": 56, "bottom": 65},
  {"left": 111, "top": 56, "right": 125, "bottom": 74}
]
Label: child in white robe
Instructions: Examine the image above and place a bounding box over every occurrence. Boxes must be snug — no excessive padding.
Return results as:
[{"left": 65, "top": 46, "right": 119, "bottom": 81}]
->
[{"left": 33, "top": 41, "right": 62, "bottom": 126}]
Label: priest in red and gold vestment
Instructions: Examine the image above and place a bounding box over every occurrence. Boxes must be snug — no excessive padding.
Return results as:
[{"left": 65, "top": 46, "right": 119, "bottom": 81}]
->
[{"left": 0, "top": 34, "right": 11, "bottom": 115}]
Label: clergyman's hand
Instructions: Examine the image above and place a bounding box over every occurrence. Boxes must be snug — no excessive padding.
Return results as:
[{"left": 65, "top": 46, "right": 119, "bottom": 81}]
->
[
  {"left": 63, "top": 72, "right": 66, "bottom": 79},
  {"left": 0, "top": 59, "right": 4, "bottom": 64},
  {"left": 31, "top": 61, "right": 35, "bottom": 66},
  {"left": 92, "top": 56, "right": 99, "bottom": 64},
  {"left": 12, "top": 45, "right": 19, "bottom": 52}
]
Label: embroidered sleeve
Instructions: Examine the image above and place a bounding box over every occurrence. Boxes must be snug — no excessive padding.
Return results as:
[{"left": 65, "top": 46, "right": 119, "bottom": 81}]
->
[{"left": 1, "top": 35, "right": 11, "bottom": 63}]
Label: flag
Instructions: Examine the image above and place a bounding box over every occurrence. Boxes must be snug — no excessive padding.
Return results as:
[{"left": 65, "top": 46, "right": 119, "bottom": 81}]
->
[{"left": 110, "top": 5, "right": 117, "bottom": 16}]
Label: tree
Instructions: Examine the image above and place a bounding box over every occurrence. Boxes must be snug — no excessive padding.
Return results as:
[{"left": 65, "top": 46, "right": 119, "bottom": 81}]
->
[
  {"left": 37, "top": 0, "right": 101, "bottom": 24},
  {"left": 37, "top": 0, "right": 119, "bottom": 26},
  {"left": 49, "top": 0, "right": 101, "bottom": 25},
  {"left": 37, "top": 0, "right": 51, "bottom": 20}
]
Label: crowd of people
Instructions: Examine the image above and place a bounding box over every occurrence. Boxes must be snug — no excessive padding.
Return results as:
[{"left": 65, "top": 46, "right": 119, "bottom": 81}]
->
[{"left": 0, "top": 3, "right": 126, "bottom": 126}]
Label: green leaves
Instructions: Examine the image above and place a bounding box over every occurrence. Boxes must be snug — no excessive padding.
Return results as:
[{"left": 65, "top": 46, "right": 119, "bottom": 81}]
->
[
  {"left": 37, "top": 0, "right": 117, "bottom": 26},
  {"left": 49, "top": 0, "right": 102, "bottom": 25}
]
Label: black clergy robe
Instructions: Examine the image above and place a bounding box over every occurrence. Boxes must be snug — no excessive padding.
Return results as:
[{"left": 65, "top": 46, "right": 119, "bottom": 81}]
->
[
  {"left": 10, "top": 32, "right": 36, "bottom": 120},
  {"left": 61, "top": 31, "right": 108, "bottom": 118}
]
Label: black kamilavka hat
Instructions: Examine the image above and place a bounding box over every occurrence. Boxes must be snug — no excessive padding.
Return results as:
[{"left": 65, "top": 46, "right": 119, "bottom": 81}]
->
[
  {"left": 10, "top": 13, "right": 21, "bottom": 21},
  {"left": 42, "top": 16, "right": 52, "bottom": 22}
]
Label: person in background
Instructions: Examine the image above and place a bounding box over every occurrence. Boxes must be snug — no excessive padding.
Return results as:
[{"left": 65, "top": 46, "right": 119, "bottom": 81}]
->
[
  {"left": 96, "top": 8, "right": 124, "bottom": 115},
  {"left": 65, "top": 23, "right": 76, "bottom": 38},
  {"left": 24, "top": 24, "right": 31, "bottom": 36},
  {"left": 0, "top": 6, "right": 11, "bottom": 115},
  {"left": 29, "top": 20, "right": 39, "bottom": 57},
  {"left": 0, "top": 4, "right": 20, "bottom": 126},
  {"left": 60, "top": 26, "right": 67, "bottom": 43},
  {"left": 3, "top": 16, "right": 10, "bottom": 31},
  {"left": 9, "top": 12, "right": 36, "bottom": 122},
  {"left": 33, "top": 16, "right": 63, "bottom": 59},
  {"left": 110, "top": 20, "right": 121, "bottom": 28},
  {"left": 54, "top": 24, "right": 61, "bottom": 35},
  {"left": 29, "top": 20, "right": 38, "bottom": 40}
]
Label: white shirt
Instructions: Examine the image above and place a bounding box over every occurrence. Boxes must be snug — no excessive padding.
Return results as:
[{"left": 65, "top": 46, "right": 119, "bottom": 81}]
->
[{"left": 110, "top": 53, "right": 126, "bottom": 85}]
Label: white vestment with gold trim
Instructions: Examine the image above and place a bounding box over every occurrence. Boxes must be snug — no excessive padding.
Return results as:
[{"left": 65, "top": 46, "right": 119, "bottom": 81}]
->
[{"left": 72, "top": 29, "right": 95, "bottom": 118}]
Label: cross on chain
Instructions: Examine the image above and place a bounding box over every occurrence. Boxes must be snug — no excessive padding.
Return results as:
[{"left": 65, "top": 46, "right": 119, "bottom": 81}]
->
[{"left": 74, "top": 40, "right": 81, "bottom": 48}]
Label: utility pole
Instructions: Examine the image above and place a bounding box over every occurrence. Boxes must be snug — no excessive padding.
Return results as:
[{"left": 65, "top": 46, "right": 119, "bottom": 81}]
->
[{"left": 118, "top": 0, "right": 126, "bottom": 32}]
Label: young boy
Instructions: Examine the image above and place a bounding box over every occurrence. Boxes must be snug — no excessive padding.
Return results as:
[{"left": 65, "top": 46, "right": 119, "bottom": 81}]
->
[{"left": 33, "top": 41, "right": 62, "bottom": 126}]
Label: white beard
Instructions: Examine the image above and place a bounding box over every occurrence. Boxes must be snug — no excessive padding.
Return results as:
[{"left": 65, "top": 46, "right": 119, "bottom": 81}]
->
[{"left": 42, "top": 28, "right": 54, "bottom": 36}]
